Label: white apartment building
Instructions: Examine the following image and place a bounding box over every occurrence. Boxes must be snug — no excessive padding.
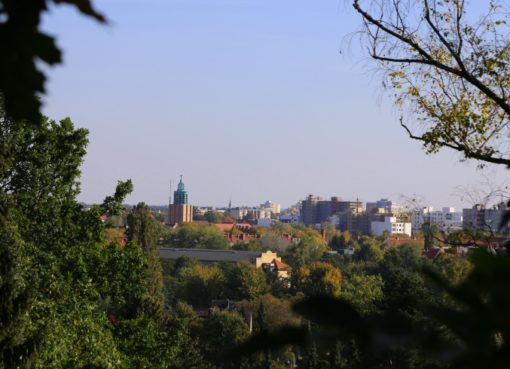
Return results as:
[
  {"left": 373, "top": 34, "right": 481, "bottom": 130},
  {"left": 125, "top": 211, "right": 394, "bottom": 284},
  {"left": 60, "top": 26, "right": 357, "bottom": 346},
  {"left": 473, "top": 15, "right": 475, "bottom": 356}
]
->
[
  {"left": 412, "top": 207, "right": 463, "bottom": 234},
  {"left": 371, "top": 216, "right": 412, "bottom": 236},
  {"left": 229, "top": 207, "right": 272, "bottom": 220}
]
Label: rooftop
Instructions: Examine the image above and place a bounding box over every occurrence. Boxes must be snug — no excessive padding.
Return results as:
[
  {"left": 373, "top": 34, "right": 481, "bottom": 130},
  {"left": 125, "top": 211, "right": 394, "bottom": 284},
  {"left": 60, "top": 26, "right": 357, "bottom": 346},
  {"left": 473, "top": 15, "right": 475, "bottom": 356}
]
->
[{"left": 159, "top": 248, "right": 263, "bottom": 263}]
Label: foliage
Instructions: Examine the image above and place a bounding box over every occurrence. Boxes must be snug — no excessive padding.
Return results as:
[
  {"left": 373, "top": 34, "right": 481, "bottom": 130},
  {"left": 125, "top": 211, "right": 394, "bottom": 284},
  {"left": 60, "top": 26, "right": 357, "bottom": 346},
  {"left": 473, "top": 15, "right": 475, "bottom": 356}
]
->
[
  {"left": 286, "top": 234, "right": 328, "bottom": 269},
  {"left": 238, "top": 294, "right": 301, "bottom": 333},
  {"left": 342, "top": 274, "right": 384, "bottom": 315},
  {"left": 353, "top": 0, "right": 510, "bottom": 166},
  {"left": 225, "top": 261, "right": 268, "bottom": 300},
  {"left": 329, "top": 231, "right": 353, "bottom": 250},
  {"left": 164, "top": 222, "right": 230, "bottom": 250},
  {"left": 354, "top": 236, "right": 383, "bottom": 264},
  {"left": 126, "top": 202, "right": 166, "bottom": 312},
  {"left": 181, "top": 264, "right": 227, "bottom": 307},
  {"left": 258, "top": 233, "right": 291, "bottom": 253},
  {"left": 0, "top": 0, "right": 105, "bottom": 123},
  {"left": 236, "top": 240, "right": 510, "bottom": 369},
  {"left": 297, "top": 261, "right": 342, "bottom": 298},
  {"left": 200, "top": 309, "right": 249, "bottom": 367}
]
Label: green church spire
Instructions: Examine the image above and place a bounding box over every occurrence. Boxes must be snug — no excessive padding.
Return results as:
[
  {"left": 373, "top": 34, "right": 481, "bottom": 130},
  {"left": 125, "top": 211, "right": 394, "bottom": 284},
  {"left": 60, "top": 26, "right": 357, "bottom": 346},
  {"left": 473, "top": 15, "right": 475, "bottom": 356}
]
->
[{"left": 173, "top": 175, "right": 188, "bottom": 204}]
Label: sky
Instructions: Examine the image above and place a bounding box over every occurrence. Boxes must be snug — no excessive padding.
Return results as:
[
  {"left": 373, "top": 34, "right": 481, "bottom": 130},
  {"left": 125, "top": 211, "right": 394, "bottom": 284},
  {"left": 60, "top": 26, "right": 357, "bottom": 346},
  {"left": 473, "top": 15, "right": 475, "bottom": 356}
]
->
[{"left": 41, "top": 0, "right": 509, "bottom": 210}]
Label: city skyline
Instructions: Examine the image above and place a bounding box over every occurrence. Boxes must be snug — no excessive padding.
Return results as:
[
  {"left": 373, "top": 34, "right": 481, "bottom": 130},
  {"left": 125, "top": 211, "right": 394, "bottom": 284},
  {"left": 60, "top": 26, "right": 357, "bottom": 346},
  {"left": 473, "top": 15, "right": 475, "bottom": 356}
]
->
[{"left": 41, "top": 0, "right": 509, "bottom": 210}]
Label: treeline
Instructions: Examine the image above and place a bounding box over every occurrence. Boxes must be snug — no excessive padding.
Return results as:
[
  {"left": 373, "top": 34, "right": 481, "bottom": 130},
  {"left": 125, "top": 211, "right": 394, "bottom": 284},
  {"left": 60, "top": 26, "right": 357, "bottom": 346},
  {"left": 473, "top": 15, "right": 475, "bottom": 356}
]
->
[{"left": 159, "top": 220, "right": 472, "bottom": 368}]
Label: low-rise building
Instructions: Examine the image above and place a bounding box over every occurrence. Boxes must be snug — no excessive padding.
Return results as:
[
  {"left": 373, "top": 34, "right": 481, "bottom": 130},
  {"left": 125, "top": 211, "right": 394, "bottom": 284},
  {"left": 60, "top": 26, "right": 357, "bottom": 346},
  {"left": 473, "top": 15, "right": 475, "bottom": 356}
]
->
[
  {"left": 159, "top": 248, "right": 290, "bottom": 279},
  {"left": 371, "top": 216, "right": 412, "bottom": 236}
]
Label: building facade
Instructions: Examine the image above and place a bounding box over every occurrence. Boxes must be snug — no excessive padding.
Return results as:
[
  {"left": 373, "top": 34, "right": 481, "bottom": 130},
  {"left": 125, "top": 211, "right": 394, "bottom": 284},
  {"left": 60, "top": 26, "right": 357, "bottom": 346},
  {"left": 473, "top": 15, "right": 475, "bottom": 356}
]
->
[
  {"left": 168, "top": 175, "right": 193, "bottom": 225},
  {"left": 411, "top": 207, "right": 463, "bottom": 234},
  {"left": 300, "top": 195, "right": 363, "bottom": 226},
  {"left": 462, "top": 203, "right": 507, "bottom": 234},
  {"left": 366, "top": 198, "right": 402, "bottom": 214},
  {"left": 371, "top": 216, "right": 412, "bottom": 236}
]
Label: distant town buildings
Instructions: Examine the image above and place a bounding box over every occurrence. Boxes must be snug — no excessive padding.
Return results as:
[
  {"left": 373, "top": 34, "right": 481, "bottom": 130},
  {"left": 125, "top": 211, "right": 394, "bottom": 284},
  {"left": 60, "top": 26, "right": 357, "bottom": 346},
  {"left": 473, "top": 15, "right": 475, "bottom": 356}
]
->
[
  {"left": 366, "top": 198, "right": 402, "bottom": 214},
  {"left": 411, "top": 207, "right": 463, "bottom": 234},
  {"left": 262, "top": 200, "right": 281, "bottom": 215},
  {"left": 168, "top": 175, "right": 193, "bottom": 225},
  {"left": 161, "top": 181, "right": 509, "bottom": 238},
  {"left": 228, "top": 207, "right": 272, "bottom": 221},
  {"left": 462, "top": 203, "right": 508, "bottom": 234}
]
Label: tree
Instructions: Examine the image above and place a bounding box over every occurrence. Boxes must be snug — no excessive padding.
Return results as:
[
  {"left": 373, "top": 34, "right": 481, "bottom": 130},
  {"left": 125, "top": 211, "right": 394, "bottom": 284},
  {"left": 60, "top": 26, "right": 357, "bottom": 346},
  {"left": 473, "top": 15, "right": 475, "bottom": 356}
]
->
[
  {"left": 0, "top": 1, "right": 106, "bottom": 123},
  {"left": 353, "top": 0, "right": 510, "bottom": 166},
  {"left": 127, "top": 203, "right": 166, "bottom": 313},
  {"left": 238, "top": 294, "right": 301, "bottom": 333},
  {"left": 297, "top": 261, "right": 342, "bottom": 298},
  {"left": 164, "top": 223, "right": 230, "bottom": 250},
  {"left": 354, "top": 236, "right": 383, "bottom": 264},
  {"left": 200, "top": 309, "right": 249, "bottom": 367},
  {"left": 342, "top": 274, "right": 384, "bottom": 315},
  {"left": 286, "top": 234, "right": 328, "bottom": 269},
  {"left": 422, "top": 222, "right": 440, "bottom": 251},
  {"left": 330, "top": 231, "right": 352, "bottom": 250},
  {"left": 181, "top": 264, "right": 227, "bottom": 307},
  {"left": 226, "top": 261, "right": 268, "bottom": 300},
  {"left": 204, "top": 210, "right": 224, "bottom": 224},
  {"left": 0, "top": 113, "right": 138, "bottom": 368}
]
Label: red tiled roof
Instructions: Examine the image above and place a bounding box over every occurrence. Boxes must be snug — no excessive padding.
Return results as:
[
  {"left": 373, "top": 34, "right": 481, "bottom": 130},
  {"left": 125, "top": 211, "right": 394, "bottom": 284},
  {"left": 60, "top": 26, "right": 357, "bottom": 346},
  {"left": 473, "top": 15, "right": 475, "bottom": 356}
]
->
[
  {"left": 214, "top": 223, "right": 252, "bottom": 232},
  {"left": 228, "top": 233, "right": 258, "bottom": 244},
  {"left": 386, "top": 236, "right": 424, "bottom": 248},
  {"left": 273, "top": 258, "right": 290, "bottom": 270},
  {"left": 215, "top": 223, "right": 235, "bottom": 232},
  {"left": 235, "top": 223, "right": 252, "bottom": 229},
  {"left": 423, "top": 247, "right": 445, "bottom": 259}
]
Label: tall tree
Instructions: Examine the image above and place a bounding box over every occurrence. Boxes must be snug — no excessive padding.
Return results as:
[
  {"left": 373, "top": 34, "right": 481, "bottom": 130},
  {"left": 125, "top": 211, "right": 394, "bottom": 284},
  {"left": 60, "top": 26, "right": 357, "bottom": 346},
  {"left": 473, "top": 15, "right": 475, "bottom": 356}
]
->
[
  {"left": 0, "top": 113, "right": 125, "bottom": 367},
  {"left": 127, "top": 202, "right": 165, "bottom": 313}
]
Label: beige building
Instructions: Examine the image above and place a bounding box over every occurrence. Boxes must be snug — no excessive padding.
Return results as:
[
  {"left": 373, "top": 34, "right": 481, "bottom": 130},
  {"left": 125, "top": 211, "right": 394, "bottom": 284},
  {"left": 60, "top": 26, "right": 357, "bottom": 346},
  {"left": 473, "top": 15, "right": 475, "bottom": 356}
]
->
[
  {"left": 159, "top": 249, "right": 291, "bottom": 279},
  {"left": 168, "top": 203, "right": 193, "bottom": 225}
]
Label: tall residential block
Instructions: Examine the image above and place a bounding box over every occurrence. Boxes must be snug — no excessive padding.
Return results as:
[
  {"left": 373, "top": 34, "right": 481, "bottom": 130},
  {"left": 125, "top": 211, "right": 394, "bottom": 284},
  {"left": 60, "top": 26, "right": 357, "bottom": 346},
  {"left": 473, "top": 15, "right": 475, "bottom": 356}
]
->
[{"left": 300, "top": 195, "right": 364, "bottom": 226}]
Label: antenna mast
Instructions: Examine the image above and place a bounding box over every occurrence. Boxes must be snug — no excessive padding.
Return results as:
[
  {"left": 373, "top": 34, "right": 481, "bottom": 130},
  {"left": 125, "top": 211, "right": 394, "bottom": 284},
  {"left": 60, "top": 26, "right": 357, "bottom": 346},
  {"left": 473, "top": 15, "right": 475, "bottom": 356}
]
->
[{"left": 169, "top": 180, "right": 172, "bottom": 205}]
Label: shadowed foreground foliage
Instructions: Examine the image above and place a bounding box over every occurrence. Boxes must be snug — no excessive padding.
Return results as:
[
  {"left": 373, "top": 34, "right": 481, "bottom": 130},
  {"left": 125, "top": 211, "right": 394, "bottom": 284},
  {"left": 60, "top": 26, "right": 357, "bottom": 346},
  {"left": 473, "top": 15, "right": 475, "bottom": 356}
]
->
[
  {"left": 236, "top": 242, "right": 510, "bottom": 369},
  {"left": 0, "top": 0, "right": 105, "bottom": 123}
]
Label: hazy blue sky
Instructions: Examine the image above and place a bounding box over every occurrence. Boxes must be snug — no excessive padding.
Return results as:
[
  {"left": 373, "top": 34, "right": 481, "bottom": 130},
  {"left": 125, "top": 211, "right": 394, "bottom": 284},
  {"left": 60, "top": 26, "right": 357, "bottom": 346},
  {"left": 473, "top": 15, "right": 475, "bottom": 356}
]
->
[{"left": 42, "top": 0, "right": 508, "bottom": 209}]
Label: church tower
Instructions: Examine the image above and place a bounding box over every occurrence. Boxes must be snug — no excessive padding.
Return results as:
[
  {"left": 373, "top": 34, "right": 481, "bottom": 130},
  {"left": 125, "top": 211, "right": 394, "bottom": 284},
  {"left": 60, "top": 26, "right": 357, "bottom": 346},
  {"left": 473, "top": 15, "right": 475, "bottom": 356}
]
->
[{"left": 168, "top": 175, "right": 193, "bottom": 225}]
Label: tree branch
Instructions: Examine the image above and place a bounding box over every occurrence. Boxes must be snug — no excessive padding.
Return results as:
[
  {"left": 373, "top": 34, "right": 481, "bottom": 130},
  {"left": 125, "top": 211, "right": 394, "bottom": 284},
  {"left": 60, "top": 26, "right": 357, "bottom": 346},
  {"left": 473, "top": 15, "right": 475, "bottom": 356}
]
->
[{"left": 399, "top": 118, "right": 510, "bottom": 166}]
